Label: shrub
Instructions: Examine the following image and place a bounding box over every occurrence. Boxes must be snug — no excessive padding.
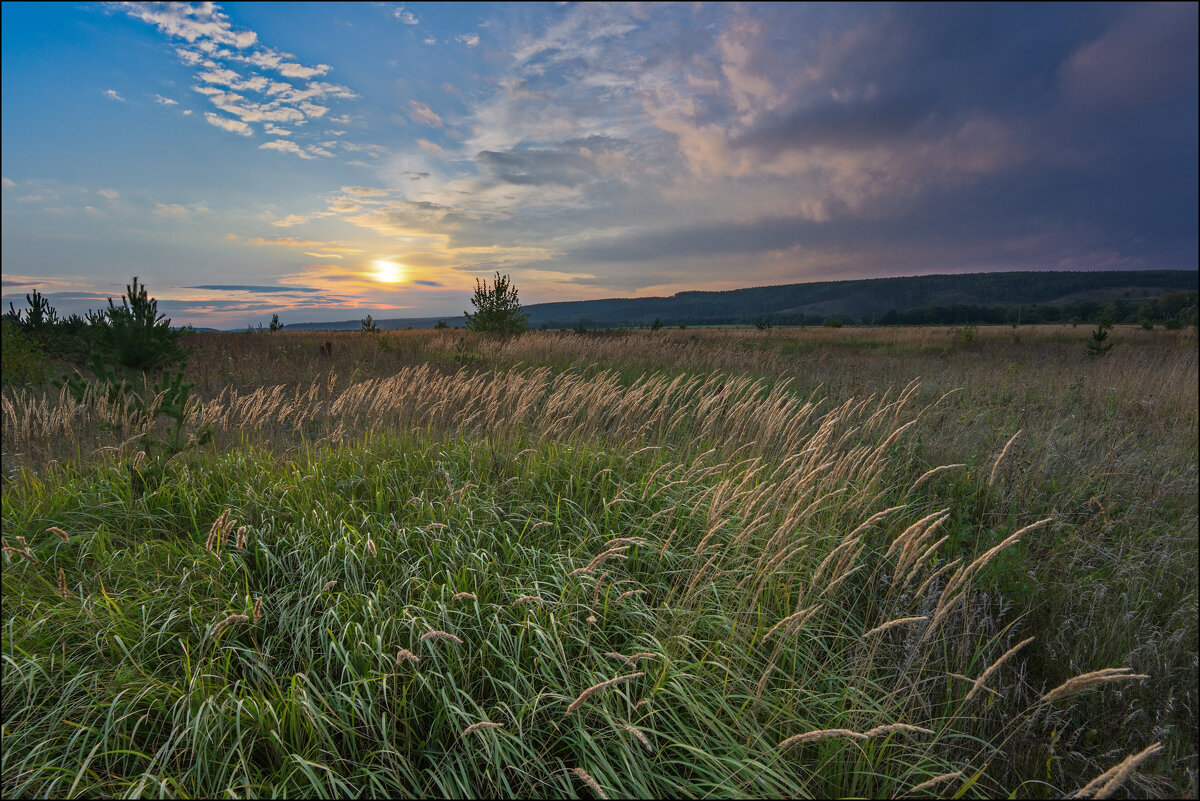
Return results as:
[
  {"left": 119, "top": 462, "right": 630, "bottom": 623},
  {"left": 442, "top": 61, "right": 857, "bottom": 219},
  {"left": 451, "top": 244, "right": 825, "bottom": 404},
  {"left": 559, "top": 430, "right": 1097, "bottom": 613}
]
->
[
  {"left": 464, "top": 272, "right": 529, "bottom": 336},
  {"left": 0, "top": 318, "right": 52, "bottom": 387},
  {"left": 361, "top": 314, "right": 379, "bottom": 333},
  {"left": 269, "top": 314, "right": 284, "bottom": 332},
  {"left": 824, "top": 317, "right": 844, "bottom": 328}
]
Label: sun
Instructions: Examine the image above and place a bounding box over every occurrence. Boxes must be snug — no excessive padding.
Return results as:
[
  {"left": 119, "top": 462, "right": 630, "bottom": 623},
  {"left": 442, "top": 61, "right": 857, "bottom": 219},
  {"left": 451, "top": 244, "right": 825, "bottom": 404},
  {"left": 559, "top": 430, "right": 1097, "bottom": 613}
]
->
[{"left": 371, "top": 260, "right": 406, "bottom": 283}]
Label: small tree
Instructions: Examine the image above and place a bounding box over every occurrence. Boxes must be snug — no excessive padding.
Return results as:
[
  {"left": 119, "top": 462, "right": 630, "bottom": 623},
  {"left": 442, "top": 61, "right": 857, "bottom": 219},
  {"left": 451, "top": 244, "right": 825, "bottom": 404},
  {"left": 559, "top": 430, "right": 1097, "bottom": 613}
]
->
[
  {"left": 1086, "top": 320, "right": 1113, "bottom": 356},
  {"left": 269, "top": 313, "right": 284, "bottom": 332},
  {"left": 92, "top": 277, "right": 186, "bottom": 371},
  {"left": 464, "top": 272, "right": 529, "bottom": 336},
  {"left": 361, "top": 314, "right": 379, "bottom": 333}
]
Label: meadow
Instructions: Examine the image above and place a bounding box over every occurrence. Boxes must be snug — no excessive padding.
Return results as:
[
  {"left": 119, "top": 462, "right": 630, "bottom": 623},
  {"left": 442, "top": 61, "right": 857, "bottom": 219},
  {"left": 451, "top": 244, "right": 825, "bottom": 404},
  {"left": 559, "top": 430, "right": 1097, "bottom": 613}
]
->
[{"left": 2, "top": 324, "right": 1197, "bottom": 798}]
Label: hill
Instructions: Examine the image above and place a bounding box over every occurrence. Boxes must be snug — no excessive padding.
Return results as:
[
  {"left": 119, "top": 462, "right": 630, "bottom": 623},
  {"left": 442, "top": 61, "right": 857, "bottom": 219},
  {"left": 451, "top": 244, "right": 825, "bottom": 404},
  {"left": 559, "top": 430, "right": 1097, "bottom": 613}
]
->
[{"left": 281, "top": 269, "right": 1198, "bottom": 330}]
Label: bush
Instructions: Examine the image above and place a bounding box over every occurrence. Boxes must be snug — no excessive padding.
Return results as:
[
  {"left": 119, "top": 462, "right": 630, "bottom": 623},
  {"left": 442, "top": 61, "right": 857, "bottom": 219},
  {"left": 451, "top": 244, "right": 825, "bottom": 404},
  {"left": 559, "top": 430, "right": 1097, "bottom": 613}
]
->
[
  {"left": 464, "top": 272, "right": 529, "bottom": 336},
  {"left": 824, "top": 317, "right": 844, "bottom": 328},
  {"left": 0, "top": 318, "right": 52, "bottom": 387},
  {"left": 361, "top": 314, "right": 379, "bottom": 333},
  {"left": 269, "top": 314, "right": 284, "bottom": 332}
]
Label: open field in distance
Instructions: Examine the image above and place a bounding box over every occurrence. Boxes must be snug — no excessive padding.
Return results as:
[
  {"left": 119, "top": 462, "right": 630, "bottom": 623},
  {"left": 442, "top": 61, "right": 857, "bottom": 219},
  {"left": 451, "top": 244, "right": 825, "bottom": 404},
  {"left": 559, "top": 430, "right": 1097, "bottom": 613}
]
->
[{"left": 3, "top": 324, "right": 1197, "bottom": 798}]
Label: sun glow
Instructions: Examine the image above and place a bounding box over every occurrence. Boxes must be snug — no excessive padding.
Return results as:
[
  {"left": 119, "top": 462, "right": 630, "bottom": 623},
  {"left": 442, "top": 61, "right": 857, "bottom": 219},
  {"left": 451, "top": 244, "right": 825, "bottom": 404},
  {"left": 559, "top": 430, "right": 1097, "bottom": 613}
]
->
[{"left": 372, "top": 260, "right": 405, "bottom": 283}]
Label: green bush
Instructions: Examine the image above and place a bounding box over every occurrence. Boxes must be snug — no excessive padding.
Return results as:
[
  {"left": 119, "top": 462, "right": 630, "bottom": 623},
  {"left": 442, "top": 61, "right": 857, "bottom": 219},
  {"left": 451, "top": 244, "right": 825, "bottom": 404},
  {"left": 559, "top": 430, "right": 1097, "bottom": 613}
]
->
[{"left": 0, "top": 318, "right": 52, "bottom": 387}]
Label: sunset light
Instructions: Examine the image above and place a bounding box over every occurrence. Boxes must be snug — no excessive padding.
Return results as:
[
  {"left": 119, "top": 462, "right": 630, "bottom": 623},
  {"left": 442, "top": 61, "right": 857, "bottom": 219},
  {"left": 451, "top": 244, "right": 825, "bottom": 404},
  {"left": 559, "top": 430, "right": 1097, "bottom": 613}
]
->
[
  {"left": 372, "top": 260, "right": 406, "bottom": 284},
  {"left": 1, "top": 1, "right": 1195, "bottom": 330}
]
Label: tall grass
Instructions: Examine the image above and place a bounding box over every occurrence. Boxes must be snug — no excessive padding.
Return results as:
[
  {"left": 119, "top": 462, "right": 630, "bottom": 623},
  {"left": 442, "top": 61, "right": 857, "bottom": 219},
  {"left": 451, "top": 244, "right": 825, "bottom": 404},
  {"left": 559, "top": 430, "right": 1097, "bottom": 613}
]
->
[{"left": 2, "top": 325, "right": 1196, "bottom": 798}]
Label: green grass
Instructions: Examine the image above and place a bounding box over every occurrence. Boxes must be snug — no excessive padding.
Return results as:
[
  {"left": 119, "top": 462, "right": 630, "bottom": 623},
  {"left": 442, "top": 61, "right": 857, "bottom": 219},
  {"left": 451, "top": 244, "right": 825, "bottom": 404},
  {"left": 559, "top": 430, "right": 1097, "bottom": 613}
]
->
[{"left": 3, "top": 327, "right": 1196, "bottom": 798}]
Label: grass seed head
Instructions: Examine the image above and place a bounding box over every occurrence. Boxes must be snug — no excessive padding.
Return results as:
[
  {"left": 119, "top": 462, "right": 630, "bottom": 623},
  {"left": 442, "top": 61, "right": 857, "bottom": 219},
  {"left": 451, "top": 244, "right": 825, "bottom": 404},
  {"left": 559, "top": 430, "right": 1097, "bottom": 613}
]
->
[
  {"left": 46, "top": 526, "right": 70, "bottom": 543},
  {"left": 572, "top": 767, "right": 607, "bottom": 800}
]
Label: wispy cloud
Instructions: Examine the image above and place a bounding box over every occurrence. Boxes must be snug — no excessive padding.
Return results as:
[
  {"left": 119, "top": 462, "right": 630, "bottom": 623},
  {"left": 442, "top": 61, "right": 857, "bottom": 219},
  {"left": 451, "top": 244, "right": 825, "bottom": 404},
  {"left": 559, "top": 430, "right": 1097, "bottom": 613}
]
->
[
  {"left": 104, "top": 89, "right": 125, "bottom": 101},
  {"left": 394, "top": 6, "right": 418, "bottom": 25},
  {"left": 204, "top": 112, "right": 253, "bottom": 136},
  {"left": 154, "top": 94, "right": 178, "bottom": 105},
  {"left": 455, "top": 33, "right": 479, "bottom": 47},
  {"left": 123, "top": 1, "right": 357, "bottom": 152},
  {"left": 409, "top": 100, "right": 442, "bottom": 127}
]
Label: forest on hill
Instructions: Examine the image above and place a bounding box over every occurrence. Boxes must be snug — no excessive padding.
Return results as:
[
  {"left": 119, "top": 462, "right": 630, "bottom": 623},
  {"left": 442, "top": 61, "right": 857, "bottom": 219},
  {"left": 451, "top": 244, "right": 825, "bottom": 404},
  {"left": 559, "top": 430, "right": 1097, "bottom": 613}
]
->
[{"left": 284, "top": 269, "right": 1199, "bottom": 331}]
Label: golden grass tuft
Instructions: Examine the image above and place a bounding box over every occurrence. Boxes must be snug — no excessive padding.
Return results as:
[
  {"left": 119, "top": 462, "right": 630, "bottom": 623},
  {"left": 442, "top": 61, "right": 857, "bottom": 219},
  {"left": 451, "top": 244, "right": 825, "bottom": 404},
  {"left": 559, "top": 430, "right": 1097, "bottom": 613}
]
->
[
  {"left": 566, "top": 672, "right": 645, "bottom": 716},
  {"left": 779, "top": 723, "right": 933, "bottom": 749},
  {"left": 1072, "top": 741, "right": 1163, "bottom": 799},
  {"left": 988, "top": 429, "right": 1022, "bottom": 486},
  {"left": 623, "top": 724, "right": 654, "bottom": 754},
  {"left": 211, "top": 613, "right": 249, "bottom": 638},
  {"left": 462, "top": 721, "right": 504, "bottom": 737},
  {"left": 395, "top": 648, "right": 420, "bottom": 666},
  {"left": 512, "top": 595, "right": 542, "bottom": 606},
  {"left": 1040, "top": 667, "right": 1149, "bottom": 705},
  {"left": 322, "top": 580, "right": 339, "bottom": 592},
  {"left": 46, "top": 526, "right": 70, "bottom": 543},
  {"left": 906, "top": 771, "right": 963, "bottom": 795},
  {"left": 862, "top": 616, "right": 928, "bottom": 639},
  {"left": 420, "top": 630, "right": 464, "bottom": 645},
  {"left": 253, "top": 596, "right": 263, "bottom": 623},
  {"left": 58, "top": 567, "right": 67, "bottom": 600},
  {"left": 965, "top": 637, "right": 1034, "bottom": 703},
  {"left": 451, "top": 591, "right": 477, "bottom": 601},
  {"left": 763, "top": 604, "right": 820, "bottom": 642},
  {"left": 3, "top": 545, "right": 38, "bottom": 564},
  {"left": 572, "top": 767, "right": 607, "bottom": 799}
]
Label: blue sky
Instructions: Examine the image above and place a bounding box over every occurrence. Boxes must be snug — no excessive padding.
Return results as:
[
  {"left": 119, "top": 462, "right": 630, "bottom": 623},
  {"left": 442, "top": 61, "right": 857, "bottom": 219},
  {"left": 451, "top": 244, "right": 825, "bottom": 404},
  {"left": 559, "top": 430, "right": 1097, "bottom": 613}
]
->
[{"left": 2, "top": 2, "right": 1196, "bottom": 328}]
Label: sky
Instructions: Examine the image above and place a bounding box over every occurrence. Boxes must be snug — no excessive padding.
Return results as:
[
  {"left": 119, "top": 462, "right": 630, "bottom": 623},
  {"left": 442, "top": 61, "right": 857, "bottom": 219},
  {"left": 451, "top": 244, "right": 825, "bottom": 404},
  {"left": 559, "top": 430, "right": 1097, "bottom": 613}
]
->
[{"left": 2, "top": 2, "right": 1197, "bottom": 329}]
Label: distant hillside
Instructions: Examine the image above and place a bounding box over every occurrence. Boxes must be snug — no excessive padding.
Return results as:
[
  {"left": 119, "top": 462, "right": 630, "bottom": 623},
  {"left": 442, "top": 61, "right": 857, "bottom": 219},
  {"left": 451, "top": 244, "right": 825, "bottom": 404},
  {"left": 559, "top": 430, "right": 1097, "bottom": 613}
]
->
[{"left": 280, "top": 269, "right": 1198, "bottom": 330}]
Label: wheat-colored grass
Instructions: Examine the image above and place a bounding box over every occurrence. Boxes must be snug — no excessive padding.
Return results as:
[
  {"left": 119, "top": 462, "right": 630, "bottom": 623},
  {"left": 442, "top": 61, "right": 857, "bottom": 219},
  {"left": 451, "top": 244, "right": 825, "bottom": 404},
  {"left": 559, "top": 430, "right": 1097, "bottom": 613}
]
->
[
  {"left": 572, "top": 767, "right": 607, "bottom": 799},
  {"left": 566, "top": 672, "right": 645, "bottom": 716},
  {"left": 779, "top": 723, "right": 934, "bottom": 749},
  {"left": 1039, "top": 667, "right": 1150, "bottom": 705}
]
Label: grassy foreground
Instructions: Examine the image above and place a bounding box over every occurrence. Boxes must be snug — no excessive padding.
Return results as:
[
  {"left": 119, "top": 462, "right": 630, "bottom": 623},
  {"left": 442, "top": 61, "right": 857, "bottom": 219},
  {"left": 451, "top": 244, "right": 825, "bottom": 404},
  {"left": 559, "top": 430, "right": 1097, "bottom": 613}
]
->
[{"left": 2, "top": 326, "right": 1197, "bottom": 798}]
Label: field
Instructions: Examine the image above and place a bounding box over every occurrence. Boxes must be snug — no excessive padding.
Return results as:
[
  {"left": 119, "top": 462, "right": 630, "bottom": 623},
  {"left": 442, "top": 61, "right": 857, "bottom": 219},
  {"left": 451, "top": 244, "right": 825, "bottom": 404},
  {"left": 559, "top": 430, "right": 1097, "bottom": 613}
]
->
[{"left": 2, "top": 324, "right": 1197, "bottom": 798}]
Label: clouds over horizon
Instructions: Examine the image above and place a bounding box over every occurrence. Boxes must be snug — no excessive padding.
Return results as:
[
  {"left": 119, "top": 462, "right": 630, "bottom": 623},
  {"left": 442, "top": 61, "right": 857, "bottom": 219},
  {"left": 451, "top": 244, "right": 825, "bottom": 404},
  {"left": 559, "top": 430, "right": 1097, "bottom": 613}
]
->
[{"left": 3, "top": 2, "right": 1196, "bottom": 326}]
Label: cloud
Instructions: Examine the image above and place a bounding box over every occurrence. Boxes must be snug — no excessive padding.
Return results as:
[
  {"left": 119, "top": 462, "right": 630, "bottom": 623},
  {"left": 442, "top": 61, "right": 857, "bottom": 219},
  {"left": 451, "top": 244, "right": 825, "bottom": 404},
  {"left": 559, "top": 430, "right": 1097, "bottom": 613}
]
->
[
  {"left": 120, "top": 2, "right": 258, "bottom": 48},
  {"left": 259, "top": 139, "right": 314, "bottom": 158},
  {"left": 1059, "top": 3, "right": 1199, "bottom": 111},
  {"left": 456, "top": 33, "right": 480, "bottom": 47},
  {"left": 123, "top": 2, "right": 356, "bottom": 158},
  {"left": 187, "top": 284, "right": 324, "bottom": 294},
  {"left": 204, "top": 111, "right": 254, "bottom": 136},
  {"left": 152, "top": 202, "right": 198, "bottom": 219},
  {"left": 409, "top": 100, "right": 443, "bottom": 127},
  {"left": 154, "top": 94, "right": 178, "bottom": 105},
  {"left": 98, "top": 188, "right": 120, "bottom": 200},
  {"left": 104, "top": 89, "right": 125, "bottom": 102},
  {"left": 394, "top": 6, "right": 418, "bottom": 25}
]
